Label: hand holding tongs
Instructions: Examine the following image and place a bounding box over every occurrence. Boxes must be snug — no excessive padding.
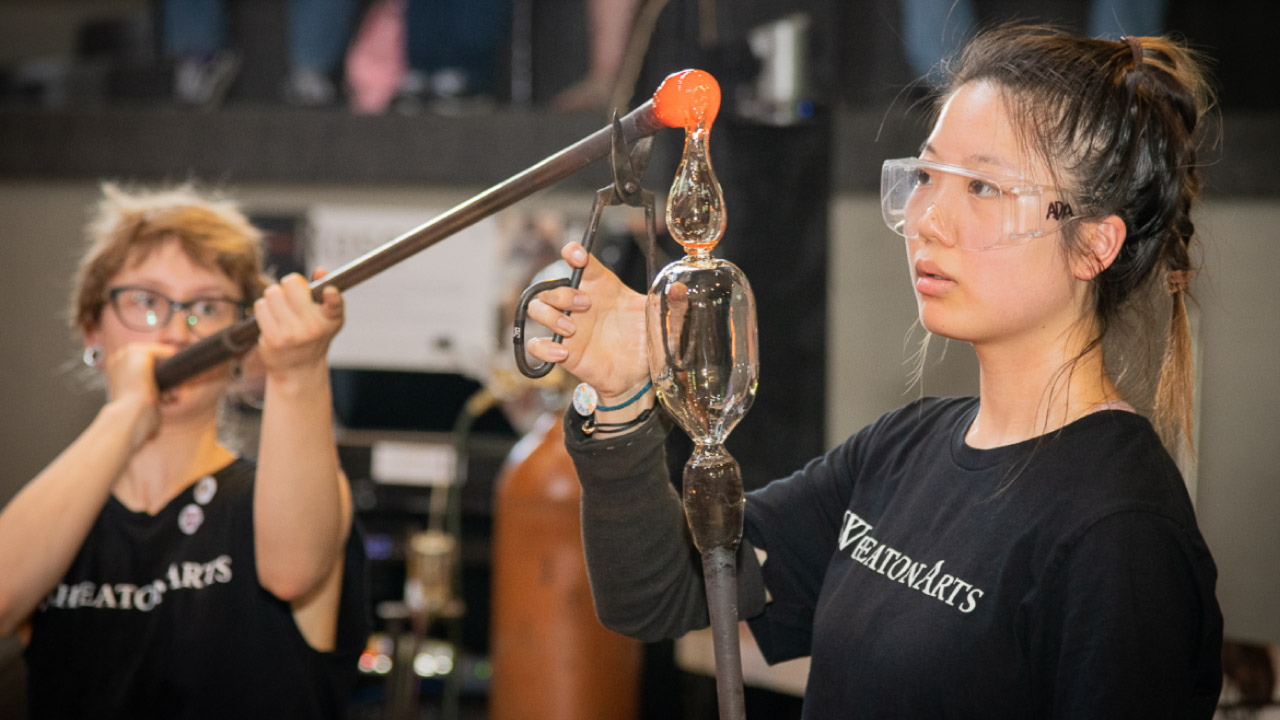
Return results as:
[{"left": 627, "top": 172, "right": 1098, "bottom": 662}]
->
[{"left": 512, "top": 112, "right": 660, "bottom": 378}]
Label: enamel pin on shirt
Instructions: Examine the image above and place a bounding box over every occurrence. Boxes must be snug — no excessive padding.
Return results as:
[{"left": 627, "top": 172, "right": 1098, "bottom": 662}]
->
[
  {"left": 179, "top": 504, "right": 204, "bottom": 535},
  {"left": 194, "top": 475, "right": 218, "bottom": 505}
]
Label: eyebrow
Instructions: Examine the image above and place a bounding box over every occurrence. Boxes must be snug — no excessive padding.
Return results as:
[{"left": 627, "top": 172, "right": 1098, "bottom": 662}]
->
[
  {"left": 920, "top": 143, "right": 1016, "bottom": 173},
  {"left": 114, "top": 281, "right": 238, "bottom": 299}
]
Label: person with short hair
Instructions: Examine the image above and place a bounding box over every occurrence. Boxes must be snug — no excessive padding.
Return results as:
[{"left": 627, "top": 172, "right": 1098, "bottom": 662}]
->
[{"left": 0, "top": 183, "right": 367, "bottom": 718}]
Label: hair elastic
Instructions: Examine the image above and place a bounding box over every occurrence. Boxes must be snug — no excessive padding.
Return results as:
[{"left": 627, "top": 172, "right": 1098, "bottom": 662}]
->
[{"left": 1123, "top": 36, "right": 1145, "bottom": 69}]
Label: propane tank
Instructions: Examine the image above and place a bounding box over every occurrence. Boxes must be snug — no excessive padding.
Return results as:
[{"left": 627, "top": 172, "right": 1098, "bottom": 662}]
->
[{"left": 489, "top": 411, "right": 642, "bottom": 720}]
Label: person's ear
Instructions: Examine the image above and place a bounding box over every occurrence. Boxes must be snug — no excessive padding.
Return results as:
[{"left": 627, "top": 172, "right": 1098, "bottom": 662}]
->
[{"left": 1073, "top": 215, "right": 1126, "bottom": 281}]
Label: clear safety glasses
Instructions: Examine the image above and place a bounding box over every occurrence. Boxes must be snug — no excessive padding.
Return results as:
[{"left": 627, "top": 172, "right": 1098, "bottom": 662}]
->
[{"left": 880, "top": 158, "right": 1076, "bottom": 251}]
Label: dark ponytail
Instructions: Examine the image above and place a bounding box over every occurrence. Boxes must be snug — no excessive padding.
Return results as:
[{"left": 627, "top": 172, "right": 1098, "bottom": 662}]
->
[{"left": 944, "top": 24, "right": 1215, "bottom": 450}]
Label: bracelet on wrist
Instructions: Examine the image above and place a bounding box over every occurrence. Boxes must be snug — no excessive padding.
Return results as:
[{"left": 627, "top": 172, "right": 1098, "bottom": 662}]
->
[
  {"left": 573, "top": 381, "right": 654, "bottom": 437},
  {"left": 582, "top": 406, "right": 655, "bottom": 436},
  {"left": 572, "top": 380, "right": 651, "bottom": 415},
  {"left": 599, "top": 380, "right": 652, "bottom": 412}
]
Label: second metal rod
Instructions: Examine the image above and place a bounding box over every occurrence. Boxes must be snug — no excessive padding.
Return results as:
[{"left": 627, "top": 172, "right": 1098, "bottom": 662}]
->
[
  {"left": 702, "top": 545, "right": 746, "bottom": 720},
  {"left": 153, "top": 100, "right": 665, "bottom": 391}
]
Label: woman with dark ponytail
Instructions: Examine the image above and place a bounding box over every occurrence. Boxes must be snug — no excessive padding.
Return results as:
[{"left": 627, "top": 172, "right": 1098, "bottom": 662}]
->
[
  {"left": 946, "top": 26, "right": 1211, "bottom": 451},
  {"left": 523, "top": 24, "right": 1224, "bottom": 717}
]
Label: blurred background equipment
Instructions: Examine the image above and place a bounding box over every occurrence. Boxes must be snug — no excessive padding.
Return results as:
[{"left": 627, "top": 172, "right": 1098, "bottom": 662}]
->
[{"left": 488, "top": 388, "right": 644, "bottom": 720}]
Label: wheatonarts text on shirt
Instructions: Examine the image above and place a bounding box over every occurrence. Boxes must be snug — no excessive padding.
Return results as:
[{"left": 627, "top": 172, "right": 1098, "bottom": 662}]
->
[
  {"left": 838, "top": 511, "right": 984, "bottom": 613},
  {"left": 39, "top": 555, "right": 233, "bottom": 613}
]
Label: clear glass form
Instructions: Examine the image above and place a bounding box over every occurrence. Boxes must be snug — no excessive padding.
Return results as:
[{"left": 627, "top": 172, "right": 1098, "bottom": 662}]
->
[
  {"left": 649, "top": 68, "right": 750, "bottom": 719},
  {"left": 647, "top": 258, "right": 758, "bottom": 448},
  {"left": 647, "top": 257, "right": 758, "bottom": 552},
  {"left": 646, "top": 113, "right": 758, "bottom": 551}
]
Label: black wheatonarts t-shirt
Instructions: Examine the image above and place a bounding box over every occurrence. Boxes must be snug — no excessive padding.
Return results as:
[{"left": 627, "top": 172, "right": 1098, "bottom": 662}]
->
[
  {"left": 745, "top": 397, "right": 1222, "bottom": 718},
  {"left": 24, "top": 458, "right": 369, "bottom": 720}
]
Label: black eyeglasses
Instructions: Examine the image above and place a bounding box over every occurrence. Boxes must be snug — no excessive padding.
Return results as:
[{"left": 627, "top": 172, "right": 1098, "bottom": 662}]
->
[{"left": 106, "top": 286, "right": 248, "bottom": 337}]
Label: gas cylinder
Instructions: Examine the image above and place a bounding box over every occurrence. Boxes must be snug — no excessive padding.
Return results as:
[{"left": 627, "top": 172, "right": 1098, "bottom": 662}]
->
[{"left": 489, "top": 411, "right": 642, "bottom": 720}]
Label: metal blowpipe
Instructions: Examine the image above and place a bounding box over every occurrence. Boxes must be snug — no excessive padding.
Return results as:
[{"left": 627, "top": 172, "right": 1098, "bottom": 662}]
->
[{"left": 151, "top": 90, "right": 675, "bottom": 390}]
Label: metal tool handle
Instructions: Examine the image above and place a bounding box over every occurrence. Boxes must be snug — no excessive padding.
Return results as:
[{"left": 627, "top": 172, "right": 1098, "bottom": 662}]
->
[
  {"left": 510, "top": 178, "right": 607, "bottom": 379},
  {"left": 511, "top": 110, "right": 661, "bottom": 380},
  {"left": 512, "top": 277, "right": 573, "bottom": 378}
]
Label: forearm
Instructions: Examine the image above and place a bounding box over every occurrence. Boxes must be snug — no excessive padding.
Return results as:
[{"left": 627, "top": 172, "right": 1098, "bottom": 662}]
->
[
  {"left": 254, "top": 362, "right": 350, "bottom": 600},
  {"left": 565, "top": 409, "right": 765, "bottom": 642},
  {"left": 0, "top": 399, "right": 145, "bottom": 633}
]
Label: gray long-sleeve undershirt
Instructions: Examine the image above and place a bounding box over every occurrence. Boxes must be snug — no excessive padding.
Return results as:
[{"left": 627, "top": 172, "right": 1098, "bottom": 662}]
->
[{"left": 562, "top": 408, "right": 768, "bottom": 643}]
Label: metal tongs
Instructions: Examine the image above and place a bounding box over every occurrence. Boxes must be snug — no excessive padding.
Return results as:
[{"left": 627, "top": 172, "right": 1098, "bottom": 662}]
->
[{"left": 512, "top": 112, "right": 659, "bottom": 378}]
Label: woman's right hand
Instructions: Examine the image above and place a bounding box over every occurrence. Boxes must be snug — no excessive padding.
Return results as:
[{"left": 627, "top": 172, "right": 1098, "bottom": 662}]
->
[
  {"left": 523, "top": 242, "right": 650, "bottom": 403},
  {"left": 99, "top": 342, "right": 171, "bottom": 452}
]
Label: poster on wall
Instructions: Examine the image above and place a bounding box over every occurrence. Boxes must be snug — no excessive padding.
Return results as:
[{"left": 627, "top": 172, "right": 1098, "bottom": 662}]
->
[{"left": 306, "top": 204, "right": 502, "bottom": 380}]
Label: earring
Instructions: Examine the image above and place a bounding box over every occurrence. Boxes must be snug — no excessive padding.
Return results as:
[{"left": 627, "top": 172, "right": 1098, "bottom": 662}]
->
[
  {"left": 230, "top": 358, "right": 243, "bottom": 380},
  {"left": 83, "top": 345, "right": 103, "bottom": 368}
]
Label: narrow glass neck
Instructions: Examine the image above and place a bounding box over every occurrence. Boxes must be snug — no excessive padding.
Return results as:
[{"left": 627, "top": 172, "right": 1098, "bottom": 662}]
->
[{"left": 667, "top": 123, "right": 725, "bottom": 255}]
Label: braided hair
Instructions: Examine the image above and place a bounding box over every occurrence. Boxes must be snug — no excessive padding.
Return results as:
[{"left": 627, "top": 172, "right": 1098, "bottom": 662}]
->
[{"left": 942, "top": 23, "right": 1216, "bottom": 450}]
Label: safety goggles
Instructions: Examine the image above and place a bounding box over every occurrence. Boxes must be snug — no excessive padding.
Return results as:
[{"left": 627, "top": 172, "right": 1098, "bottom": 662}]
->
[{"left": 880, "top": 158, "right": 1075, "bottom": 251}]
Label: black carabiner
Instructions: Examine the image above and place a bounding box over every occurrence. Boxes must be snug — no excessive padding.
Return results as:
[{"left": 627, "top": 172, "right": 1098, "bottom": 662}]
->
[{"left": 512, "top": 276, "right": 574, "bottom": 378}]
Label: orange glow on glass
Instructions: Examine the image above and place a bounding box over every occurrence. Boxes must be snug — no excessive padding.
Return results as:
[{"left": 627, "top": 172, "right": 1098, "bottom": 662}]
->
[
  {"left": 653, "top": 70, "right": 726, "bottom": 255},
  {"left": 654, "top": 69, "right": 721, "bottom": 133}
]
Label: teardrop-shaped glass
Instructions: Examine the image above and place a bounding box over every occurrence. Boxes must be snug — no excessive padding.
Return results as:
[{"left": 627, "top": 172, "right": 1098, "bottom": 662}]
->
[
  {"left": 646, "top": 256, "right": 758, "bottom": 446},
  {"left": 667, "top": 128, "right": 726, "bottom": 255}
]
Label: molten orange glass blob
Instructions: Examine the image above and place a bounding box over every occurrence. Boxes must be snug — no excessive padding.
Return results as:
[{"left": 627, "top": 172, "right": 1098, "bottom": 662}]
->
[
  {"left": 656, "top": 70, "right": 726, "bottom": 254},
  {"left": 653, "top": 69, "right": 721, "bottom": 133}
]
